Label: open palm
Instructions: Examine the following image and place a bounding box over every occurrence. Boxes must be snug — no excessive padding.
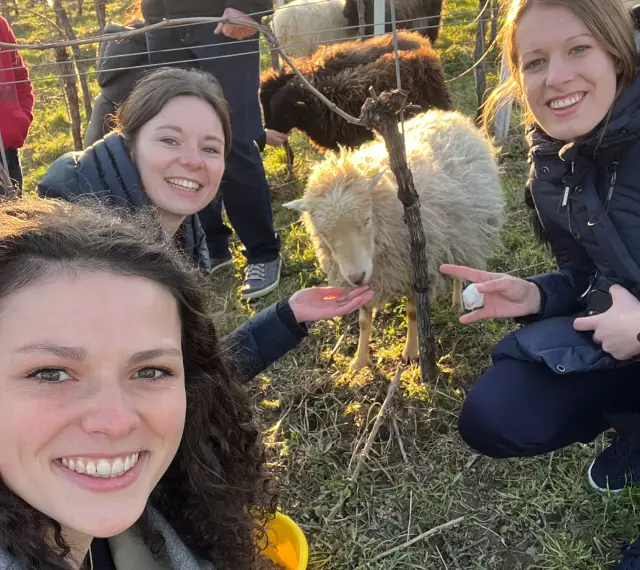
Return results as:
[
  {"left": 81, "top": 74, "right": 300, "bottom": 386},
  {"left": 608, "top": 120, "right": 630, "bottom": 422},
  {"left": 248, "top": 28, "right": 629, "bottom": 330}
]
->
[
  {"left": 440, "top": 265, "right": 542, "bottom": 324},
  {"left": 288, "top": 286, "right": 375, "bottom": 323}
]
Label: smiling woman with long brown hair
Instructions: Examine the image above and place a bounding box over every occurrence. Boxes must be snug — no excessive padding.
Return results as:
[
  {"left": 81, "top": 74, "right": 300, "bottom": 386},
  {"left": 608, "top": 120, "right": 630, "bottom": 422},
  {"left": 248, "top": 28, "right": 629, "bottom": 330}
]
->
[{"left": 441, "top": 1, "right": 640, "bottom": 566}]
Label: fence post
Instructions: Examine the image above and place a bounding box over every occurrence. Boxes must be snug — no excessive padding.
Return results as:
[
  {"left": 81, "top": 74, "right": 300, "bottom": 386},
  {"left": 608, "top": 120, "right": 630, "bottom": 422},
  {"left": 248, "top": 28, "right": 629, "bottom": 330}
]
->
[
  {"left": 52, "top": 0, "right": 93, "bottom": 120},
  {"left": 94, "top": 0, "right": 106, "bottom": 33},
  {"left": 493, "top": 54, "right": 512, "bottom": 142},
  {"left": 473, "top": 0, "right": 488, "bottom": 124},
  {"left": 373, "top": 0, "right": 385, "bottom": 35},
  {"left": 0, "top": 0, "right": 11, "bottom": 20},
  {"left": 54, "top": 46, "right": 83, "bottom": 150}
]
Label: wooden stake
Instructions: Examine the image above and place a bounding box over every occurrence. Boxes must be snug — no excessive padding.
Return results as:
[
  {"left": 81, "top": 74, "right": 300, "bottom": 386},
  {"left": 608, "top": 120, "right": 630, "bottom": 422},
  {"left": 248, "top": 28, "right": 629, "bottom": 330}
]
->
[
  {"left": 53, "top": 0, "right": 93, "bottom": 120},
  {"left": 54, "top": 46, "right": 83, "bottom": 150},
  {"left": 359, "top": 89, "right": 437, "bottom": 382}
]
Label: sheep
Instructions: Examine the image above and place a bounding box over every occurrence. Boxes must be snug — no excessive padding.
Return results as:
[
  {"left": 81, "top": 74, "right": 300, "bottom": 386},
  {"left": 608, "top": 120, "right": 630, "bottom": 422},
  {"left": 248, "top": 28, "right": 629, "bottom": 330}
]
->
[
  {"left": 259, "top": 31, "right": 453, "bottom": 151},
  {"left": 284, "top": 110, "right": 504, "bottom": 369},
  {"left": 343, "top": 0, "right": 444, "bottom": 44},
  {"left": 271, "top": 0, "right": 358, "bottom": 59}
]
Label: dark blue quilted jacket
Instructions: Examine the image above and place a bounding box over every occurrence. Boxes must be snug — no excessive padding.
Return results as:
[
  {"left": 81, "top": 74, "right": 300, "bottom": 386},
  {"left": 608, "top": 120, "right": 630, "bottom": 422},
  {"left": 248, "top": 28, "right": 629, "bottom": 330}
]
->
[{"left": 494, "top": 65, "right": 640, "bottom": 374}]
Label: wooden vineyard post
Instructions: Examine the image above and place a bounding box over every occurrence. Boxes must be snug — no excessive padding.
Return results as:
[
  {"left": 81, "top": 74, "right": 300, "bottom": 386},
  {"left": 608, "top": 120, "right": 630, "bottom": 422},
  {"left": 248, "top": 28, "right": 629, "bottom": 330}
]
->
[
  {"left": 474, "top": 0, "right": 489, "bottom": 124},
  {"left": 490, "top": 0, "right": 499, "bottom": 45},
  {"left": 493, "top": 53, "right": 512, "bottom": 142},
  {"left": 54, "top": 46, "right": 83, "bottom": 150},
  {"left": 0, "top": 0, "right": 11, "bottom": 20},
  {"left": 94, "top": 0, "right": 106, "bottom": 33},
  {"left": 53, "top": 0, "right": 93, "bottom": 119},
  {"left": 359, "top": 89, "right": 437, "bottom": 382}
]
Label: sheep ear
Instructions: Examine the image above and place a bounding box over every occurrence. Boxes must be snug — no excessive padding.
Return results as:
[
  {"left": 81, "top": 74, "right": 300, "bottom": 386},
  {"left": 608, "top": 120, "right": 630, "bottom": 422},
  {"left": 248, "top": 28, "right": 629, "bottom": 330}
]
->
[{"left": 283, "top": 199, "right": 307, "bottom": 212}]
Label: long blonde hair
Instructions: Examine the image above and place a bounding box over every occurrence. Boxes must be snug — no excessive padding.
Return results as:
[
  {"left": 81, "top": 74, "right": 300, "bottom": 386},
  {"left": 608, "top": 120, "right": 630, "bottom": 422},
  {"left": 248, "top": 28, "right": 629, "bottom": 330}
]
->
[{"left": 482, "top": 0, "right": 637, "bottom": 134}]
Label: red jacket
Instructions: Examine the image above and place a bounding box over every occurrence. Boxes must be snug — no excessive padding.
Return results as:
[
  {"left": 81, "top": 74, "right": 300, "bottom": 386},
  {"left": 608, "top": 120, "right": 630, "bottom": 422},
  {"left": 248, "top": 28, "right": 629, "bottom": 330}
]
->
[{"left": 0, "top": 16, "right": 34, "bottom": 150}]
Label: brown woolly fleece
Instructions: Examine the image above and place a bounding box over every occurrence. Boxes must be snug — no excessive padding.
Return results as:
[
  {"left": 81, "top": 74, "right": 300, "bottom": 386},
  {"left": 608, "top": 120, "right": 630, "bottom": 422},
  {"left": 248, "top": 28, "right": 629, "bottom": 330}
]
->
[{"left": 259, "top": 31, "right": 453, "bottom": 151}]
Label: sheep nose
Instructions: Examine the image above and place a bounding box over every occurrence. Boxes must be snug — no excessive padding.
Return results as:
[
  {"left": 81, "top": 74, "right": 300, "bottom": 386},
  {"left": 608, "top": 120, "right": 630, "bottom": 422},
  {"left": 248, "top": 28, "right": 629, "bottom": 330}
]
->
[{"left": 350, "top": 272, "right": 366, "bottom": 286}]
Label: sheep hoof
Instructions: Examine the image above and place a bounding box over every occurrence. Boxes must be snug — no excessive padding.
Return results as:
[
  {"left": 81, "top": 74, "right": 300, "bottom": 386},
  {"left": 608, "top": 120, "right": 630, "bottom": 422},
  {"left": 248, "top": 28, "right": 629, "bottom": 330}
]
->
[
  {"left": 350, "top": 355, "right": 372, "bottom": 370},
  {"left": 401, "top": 351, "right": 419, "bottom": 365}
]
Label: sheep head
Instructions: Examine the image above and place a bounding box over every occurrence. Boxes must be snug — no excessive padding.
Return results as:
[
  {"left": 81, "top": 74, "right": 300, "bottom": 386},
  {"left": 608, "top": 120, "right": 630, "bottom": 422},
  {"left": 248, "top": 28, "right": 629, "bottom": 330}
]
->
[
  {"left": 284, "top": 150, "right": 384, "bottom": 287},
  {"left": 259, "top": 69, "right": 297, "bottom": 129},
  {"left": 265, "top": 80, "right": 311, "bottom": 134}
]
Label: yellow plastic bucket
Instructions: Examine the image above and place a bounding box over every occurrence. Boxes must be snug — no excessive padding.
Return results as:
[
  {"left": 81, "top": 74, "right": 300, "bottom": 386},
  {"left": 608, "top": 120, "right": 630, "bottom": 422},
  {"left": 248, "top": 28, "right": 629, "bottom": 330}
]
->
[{"left": 261, "top": 511, "right": 309, "bottom": 570}]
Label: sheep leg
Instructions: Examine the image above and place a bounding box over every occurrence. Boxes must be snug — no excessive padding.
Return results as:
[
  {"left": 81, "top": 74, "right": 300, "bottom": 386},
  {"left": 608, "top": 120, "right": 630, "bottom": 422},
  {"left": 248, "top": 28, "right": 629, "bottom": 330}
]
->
[
  {"left": 351, "top": 304, "right": 374, "bottom": 370},
  {"left": 452, "top": 278, "right": 463, "bottom": 310},
  {"left": 402, "top": 294, "right": 419, "bottom": 364}
]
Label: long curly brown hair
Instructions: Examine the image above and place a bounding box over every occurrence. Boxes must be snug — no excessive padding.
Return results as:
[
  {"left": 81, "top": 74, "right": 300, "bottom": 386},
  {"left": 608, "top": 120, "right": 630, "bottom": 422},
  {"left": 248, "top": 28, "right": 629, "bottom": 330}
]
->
[{"left": 0, "top": 196, "right": 277, "bottom": 570}]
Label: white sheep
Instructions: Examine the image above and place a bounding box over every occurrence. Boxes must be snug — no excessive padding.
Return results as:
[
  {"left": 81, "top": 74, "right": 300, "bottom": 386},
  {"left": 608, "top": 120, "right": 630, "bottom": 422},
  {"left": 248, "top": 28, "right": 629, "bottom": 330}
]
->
[
  {"left": 271, "top": 0, "right": 357, "bottom": 59},
  {"left": 284, "top": 110, "right": 504, "bottom": 369}
]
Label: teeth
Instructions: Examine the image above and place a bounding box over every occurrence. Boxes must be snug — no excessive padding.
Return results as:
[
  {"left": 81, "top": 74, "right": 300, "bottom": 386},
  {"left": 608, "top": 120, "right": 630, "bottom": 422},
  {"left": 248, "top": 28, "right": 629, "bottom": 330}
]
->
[
  {"left": 97, "top": 460, "right": 111, "bottom": 477},
  {"left": 550, "top": 93, "right": 584, "bottom": 109},
  {"left": 59, "top": 453, "right": 140, "bottom": 479},
  {"left": 166, "top": 178, "right": 200, "bottom": 191},
  {"left": 110, "top": 458, "right": 124, "bottom": 477}
]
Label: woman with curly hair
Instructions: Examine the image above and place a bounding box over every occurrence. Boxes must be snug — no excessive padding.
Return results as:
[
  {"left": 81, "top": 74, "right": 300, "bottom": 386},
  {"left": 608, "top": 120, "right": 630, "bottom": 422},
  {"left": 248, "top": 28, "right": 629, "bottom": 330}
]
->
[{"left": 0, "top": 196, "right": 277, "bottom": 570}]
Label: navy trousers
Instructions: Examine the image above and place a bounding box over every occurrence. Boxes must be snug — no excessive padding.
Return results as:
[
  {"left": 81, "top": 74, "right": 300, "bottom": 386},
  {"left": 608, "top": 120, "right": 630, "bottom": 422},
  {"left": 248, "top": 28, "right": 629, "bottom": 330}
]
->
[
  {"left": 459, "top": 357, "right": 640, "bottom": 458},
  {"left": 0, "top": 148, "right": 22, "bottom": 196},
  {"left": 146, "top": 23, "right": 280, "bottom": 263}
]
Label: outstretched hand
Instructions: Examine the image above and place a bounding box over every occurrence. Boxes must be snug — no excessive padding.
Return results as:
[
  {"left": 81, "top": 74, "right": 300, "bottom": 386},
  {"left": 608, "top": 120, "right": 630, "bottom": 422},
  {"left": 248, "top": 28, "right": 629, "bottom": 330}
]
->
[
  {"left": 288, "top": 286, "right": 374, "bottom": 323},
  {"left": 573, "top": 285, "right": 640, "bottom": 360},
  {"left": 440, "top": 264, "right": 542, "bottom": 324}
]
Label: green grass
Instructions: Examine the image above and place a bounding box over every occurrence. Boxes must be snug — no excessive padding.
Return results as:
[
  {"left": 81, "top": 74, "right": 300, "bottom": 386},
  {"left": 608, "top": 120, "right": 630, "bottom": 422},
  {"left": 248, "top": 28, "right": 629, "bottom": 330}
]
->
[{"left": 13, "top": 0, "right": 640, "bottom": 567}]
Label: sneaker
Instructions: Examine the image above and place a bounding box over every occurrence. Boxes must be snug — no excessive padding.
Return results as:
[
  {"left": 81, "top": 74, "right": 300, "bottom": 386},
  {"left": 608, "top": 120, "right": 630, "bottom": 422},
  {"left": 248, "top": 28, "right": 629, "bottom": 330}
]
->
[
  {"left": 241, "top": 257, "right": 282, "bottom": 300},
  {"left": 613, "top": 538, "right": 640, "bottom": 569},
  {"left": 588, "top": 434, "right": 640, "bottom": 493},
  {"left": 210, "top": 256, "right": 233, "bottom": 274}
]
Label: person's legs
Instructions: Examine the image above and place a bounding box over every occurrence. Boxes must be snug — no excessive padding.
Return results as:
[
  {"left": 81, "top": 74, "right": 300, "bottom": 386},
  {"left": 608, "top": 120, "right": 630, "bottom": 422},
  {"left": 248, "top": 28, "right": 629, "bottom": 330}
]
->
[
  {"left": 84, "top": 94, "right": 118, "bottom": 148},
  {"left": 196, "top": 198, "right": 234, "bottom": 270},
  {"left": 459, "top": 357, "right": 640, "bottom": 458},
  {"left": 1, "top": 149, "right": 22, "bottom": 196}
]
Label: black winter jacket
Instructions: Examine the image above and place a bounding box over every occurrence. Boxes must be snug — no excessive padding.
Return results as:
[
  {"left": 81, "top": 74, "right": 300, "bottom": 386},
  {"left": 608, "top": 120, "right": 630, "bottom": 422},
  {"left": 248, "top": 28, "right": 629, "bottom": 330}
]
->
[
  {"left": 141, "top": 0, "right": 272, "bottom": 23},
  {"left": 37, "top": 132, "right": 308, "bottom": 381},
  {"left": 495, "top": 65, "right": 640, "bottom": 375},
  {"left": 97, "top": 23, "right": 148, "bottom": 105}
]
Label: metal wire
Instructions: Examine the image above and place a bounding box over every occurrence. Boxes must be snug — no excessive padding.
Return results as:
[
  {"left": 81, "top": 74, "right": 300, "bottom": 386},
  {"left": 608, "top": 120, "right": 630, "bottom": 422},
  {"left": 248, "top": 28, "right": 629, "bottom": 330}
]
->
[{"left": 0, "top": 14, "right": 497, "bottom": 79}]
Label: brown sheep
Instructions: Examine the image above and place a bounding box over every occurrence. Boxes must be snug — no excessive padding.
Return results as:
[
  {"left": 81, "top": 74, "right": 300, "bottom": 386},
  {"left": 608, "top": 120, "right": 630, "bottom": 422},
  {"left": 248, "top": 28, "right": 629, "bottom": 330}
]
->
[{"left": 259, "top": 31, "right": 453, "bottom": 151}]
